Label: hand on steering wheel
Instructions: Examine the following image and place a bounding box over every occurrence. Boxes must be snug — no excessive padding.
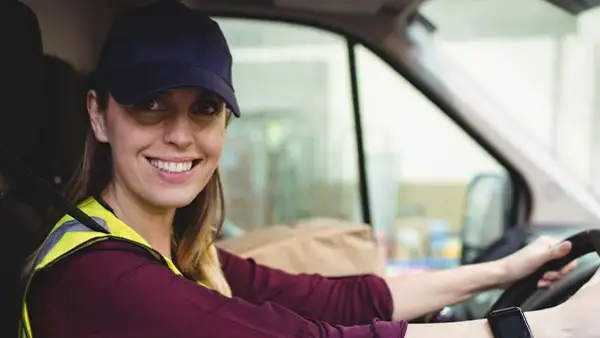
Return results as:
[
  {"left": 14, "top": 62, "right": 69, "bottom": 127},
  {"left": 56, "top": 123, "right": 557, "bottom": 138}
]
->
[
  {"left": 498, "top": 236, "right": 577, "bottom": 289},
  {"left": 490, "top": 230, "right": 600, "bottom": 313}
]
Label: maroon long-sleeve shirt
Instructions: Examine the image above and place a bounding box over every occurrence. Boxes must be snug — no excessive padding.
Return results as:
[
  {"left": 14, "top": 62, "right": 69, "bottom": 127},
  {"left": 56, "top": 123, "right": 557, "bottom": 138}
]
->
[{"left": 27, "top": 241, "right": 408, "bottom": 337}]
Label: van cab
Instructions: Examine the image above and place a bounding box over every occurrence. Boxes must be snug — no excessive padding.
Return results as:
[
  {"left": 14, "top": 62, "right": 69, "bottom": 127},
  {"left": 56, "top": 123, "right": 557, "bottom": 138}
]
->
[{"left": 4, "top": 0, "right": 600, "bottom": 335}]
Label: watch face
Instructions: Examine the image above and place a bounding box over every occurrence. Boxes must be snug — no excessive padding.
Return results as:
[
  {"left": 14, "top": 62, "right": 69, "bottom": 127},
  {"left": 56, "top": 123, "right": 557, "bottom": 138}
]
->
[{"left": 488, "top": 308, "right": 532, "bottom": 338}]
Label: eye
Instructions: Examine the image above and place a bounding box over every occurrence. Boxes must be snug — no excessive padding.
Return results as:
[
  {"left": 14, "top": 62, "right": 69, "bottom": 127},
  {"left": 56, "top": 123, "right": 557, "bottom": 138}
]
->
[
  {"left": 191, "top": 95, "right": 224, "bottom": 116},
  {"left": 133, "top": 98, "right": 166, "bottom": 111},
  {"left": 128, "top": 97, "right": 168, "bottom": 124}
]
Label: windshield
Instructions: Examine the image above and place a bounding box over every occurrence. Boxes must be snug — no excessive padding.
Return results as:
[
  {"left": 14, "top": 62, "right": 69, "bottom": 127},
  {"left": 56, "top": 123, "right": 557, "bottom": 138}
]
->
[{"left": 417, "top": 0, "right": 600, "bottom": 198}]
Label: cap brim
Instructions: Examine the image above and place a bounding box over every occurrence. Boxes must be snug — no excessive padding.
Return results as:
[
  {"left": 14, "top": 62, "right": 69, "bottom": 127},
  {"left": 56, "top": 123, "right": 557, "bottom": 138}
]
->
[{"left": 102, "top": 62, "right": 240, "bottom": 117}]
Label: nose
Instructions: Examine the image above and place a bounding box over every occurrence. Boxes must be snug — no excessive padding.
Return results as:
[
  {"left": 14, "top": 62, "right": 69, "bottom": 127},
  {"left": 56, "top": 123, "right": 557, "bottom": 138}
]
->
[{"left": 163, "top": 113, "right": 194, "bottom": 149}]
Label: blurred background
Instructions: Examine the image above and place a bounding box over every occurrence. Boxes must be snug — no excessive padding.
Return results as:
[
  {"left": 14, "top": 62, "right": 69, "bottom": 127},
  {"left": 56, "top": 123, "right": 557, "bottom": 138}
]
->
[{"left": 214, "top": 0, "right": 600, "bottom": 273}]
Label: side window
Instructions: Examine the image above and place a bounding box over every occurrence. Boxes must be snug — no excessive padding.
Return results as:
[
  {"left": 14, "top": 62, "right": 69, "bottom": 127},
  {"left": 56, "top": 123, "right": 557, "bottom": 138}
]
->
[
  {"left": 355, "top": 46, "right": 509, "bottom": 270},
  {"left": 216, "top": 19, "right": 361, "bottom": 232},
  {"left": 216, "top": 18, "right": 513, "bottom": 271}
]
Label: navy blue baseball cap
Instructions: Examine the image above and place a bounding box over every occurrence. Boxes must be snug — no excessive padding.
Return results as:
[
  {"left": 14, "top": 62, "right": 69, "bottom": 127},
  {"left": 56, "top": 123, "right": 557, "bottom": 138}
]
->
[{"left": 94, "top": 0, "right": 240, "bottom": 117}]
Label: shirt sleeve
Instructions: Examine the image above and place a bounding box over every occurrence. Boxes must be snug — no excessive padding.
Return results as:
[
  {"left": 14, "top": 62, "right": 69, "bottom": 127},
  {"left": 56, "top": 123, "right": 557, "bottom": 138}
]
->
[
  {"left": 219, "top": 248, "right": 395, "bottom": 326},
  {"left": 27, "top": 241, "right": 407, "bottom": 338}
]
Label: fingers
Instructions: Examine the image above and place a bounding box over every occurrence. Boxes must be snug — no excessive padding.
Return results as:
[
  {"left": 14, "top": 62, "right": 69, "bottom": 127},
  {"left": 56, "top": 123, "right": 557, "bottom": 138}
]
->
[
  {"left": 560, "top": 261, "right": 577, "bottom": 274},
  {"left": 537, "top": 261, "right": 578, "bottom": 288},
  {"left": 537, "top": 279, "right": 551, "bottom": 288},
  {"left": 528, "top": 237, "right": 577, "bottom": 289},
  {"left": 537, "top": 271, "right": 565, "bottom": 288},
  {"left": 543, "top": 271, "right": 562, "bottom": 281}
]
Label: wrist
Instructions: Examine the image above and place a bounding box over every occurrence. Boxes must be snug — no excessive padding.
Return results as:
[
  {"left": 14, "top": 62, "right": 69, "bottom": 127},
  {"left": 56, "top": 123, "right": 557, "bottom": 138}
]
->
[
  {"left": 481, "top": 260, "right": 509, "bottom": 289},
  {"left": 526, "top": 307, "right": 570, "bottom": 338},
  {"left": 490, "top": 258, "right": 518, "bottom": 288}
]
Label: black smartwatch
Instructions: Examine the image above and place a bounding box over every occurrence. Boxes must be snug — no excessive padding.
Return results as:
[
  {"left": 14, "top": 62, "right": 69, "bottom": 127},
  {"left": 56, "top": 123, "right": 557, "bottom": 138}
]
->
[{"left": 486, "top": 307, "right": 533, "bottom": 338}]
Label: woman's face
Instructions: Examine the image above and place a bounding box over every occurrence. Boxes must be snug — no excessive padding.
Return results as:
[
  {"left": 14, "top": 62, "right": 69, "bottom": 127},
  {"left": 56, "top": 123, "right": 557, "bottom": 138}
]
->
[{"left": 88, "top": 87, "right": 227, "bottom": 210}]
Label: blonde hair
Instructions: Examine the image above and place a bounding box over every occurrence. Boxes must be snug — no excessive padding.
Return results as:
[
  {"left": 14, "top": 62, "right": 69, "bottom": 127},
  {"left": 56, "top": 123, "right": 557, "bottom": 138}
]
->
[{"left": 66, "top": 87, "right": 232, "bottom": 297}]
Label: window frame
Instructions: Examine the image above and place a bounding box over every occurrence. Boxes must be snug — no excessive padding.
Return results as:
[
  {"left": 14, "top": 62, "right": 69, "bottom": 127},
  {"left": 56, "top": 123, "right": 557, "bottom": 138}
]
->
[{"left": 209, "top": 11, "right": 533, "bottom": 249}]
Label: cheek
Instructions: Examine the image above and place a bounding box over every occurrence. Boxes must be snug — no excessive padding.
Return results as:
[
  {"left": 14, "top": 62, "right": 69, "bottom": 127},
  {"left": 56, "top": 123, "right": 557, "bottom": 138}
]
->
[
  {"left": 105, "top": 115, "right": 154, "bottom": 157},
  {"left": 107, "top": 127, "right": 133, "bottom": 153},
  {"left": 199, "top": 125, "right": 226, "bottom": 158}
]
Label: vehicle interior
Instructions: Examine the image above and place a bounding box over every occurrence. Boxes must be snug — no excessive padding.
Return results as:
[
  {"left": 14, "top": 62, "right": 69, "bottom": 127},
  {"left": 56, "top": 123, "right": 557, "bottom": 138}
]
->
[{"left": 4, "top": 0, "right": 600, "bottom": 336}]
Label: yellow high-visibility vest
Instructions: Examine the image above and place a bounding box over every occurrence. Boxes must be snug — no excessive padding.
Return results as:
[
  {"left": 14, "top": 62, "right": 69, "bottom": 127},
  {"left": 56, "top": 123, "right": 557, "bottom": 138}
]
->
[{"left": 20, "top": 197, "right": 203, "bottom": 338}]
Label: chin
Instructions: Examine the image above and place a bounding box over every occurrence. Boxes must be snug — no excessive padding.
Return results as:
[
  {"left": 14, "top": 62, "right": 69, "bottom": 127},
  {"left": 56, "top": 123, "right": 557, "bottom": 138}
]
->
[{"left": 145, "top": 190, "right": 200, "bottom": 209}]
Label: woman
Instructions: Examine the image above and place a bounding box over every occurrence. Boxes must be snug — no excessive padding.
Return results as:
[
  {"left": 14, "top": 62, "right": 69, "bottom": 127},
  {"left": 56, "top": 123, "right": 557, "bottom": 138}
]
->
[{"left": 22, "top": 1, "right": 600, "bottom": 337}]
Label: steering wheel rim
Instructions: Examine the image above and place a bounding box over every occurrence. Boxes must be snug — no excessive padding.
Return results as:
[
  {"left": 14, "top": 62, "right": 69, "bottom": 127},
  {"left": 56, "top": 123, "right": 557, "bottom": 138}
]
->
[
  {"left": 488, "top": 229, "right": 600, "bottom": 314},
  {"left": 520, "top": 260, "right": 599, "bottom": 310}
]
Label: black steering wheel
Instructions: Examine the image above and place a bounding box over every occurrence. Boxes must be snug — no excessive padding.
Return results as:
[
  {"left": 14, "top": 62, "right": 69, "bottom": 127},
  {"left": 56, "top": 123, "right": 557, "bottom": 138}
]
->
[{"left": 488, "top": 229, "right": 600, "bottom": 314}]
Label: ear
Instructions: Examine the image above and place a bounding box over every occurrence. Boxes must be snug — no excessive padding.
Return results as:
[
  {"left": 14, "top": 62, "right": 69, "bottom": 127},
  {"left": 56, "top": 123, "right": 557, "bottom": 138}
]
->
[
  {"left": 225, "top": 109, "right": 233, "bottom": 127},
  {"left": 87, "top": 90, "right": 109, "bottom": 143}
]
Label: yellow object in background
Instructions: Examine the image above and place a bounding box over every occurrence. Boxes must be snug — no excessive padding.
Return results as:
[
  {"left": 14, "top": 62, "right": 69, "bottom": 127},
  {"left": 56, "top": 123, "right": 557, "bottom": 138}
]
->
[{"left": 443, "top": 237, "right": 462, "bottom": 259}]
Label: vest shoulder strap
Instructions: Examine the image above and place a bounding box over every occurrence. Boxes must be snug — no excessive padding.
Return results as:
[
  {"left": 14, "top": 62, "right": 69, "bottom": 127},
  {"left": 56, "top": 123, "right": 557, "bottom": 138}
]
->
[{"left": 33, "top": 217, "right": 111, "bottom": 271}]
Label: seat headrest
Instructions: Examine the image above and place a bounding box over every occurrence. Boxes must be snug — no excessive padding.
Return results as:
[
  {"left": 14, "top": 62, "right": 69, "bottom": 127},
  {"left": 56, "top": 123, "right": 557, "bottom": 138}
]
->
[
  {"left": 0, "top": 0, "right": 45, "bottom": 199},
  {"left": 41, "top": 55, "right": 87, "bottom": 188},
  {"left": 2, "top": 1, "right": 44, "bottom": 169}
]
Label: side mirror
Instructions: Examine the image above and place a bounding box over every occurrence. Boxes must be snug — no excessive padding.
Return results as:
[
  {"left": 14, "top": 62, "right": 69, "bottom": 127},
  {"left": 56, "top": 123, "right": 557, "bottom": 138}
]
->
[{"left": 460, "top": 173, "right": 511, "bottom": 264}]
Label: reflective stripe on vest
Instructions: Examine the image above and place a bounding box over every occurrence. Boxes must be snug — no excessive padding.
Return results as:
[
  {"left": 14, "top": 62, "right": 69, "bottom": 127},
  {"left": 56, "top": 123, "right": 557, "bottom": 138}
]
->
[{"left": 20, "top": 197, "right": 204, "bottom": 338}]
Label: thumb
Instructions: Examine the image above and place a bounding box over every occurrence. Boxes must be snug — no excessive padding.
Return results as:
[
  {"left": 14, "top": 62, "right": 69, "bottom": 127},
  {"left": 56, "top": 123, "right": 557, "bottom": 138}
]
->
[{"left": 548, "top": 240, "right": 572, "bottom": 259}]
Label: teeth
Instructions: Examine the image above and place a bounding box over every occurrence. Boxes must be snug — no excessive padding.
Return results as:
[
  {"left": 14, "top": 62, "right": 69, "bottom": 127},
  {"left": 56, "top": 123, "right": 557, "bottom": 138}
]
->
[{"left": 149, "top": 159, "right": 193, "bottom": 173}]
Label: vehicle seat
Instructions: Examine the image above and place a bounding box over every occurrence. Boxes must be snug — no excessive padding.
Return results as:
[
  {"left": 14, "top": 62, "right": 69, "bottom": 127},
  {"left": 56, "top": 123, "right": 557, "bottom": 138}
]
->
[
  {"left": 41, "top": 54, "right": 88, "bottom": 190},
  {"left": 0, "top": 1, "right": 45, "bottom": 336}
]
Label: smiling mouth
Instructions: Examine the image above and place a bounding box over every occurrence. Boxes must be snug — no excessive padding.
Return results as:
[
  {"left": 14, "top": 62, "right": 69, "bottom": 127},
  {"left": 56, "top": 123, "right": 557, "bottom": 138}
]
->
[{"left": 147, "top": 158, "right": 201, "bottom": 173}]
